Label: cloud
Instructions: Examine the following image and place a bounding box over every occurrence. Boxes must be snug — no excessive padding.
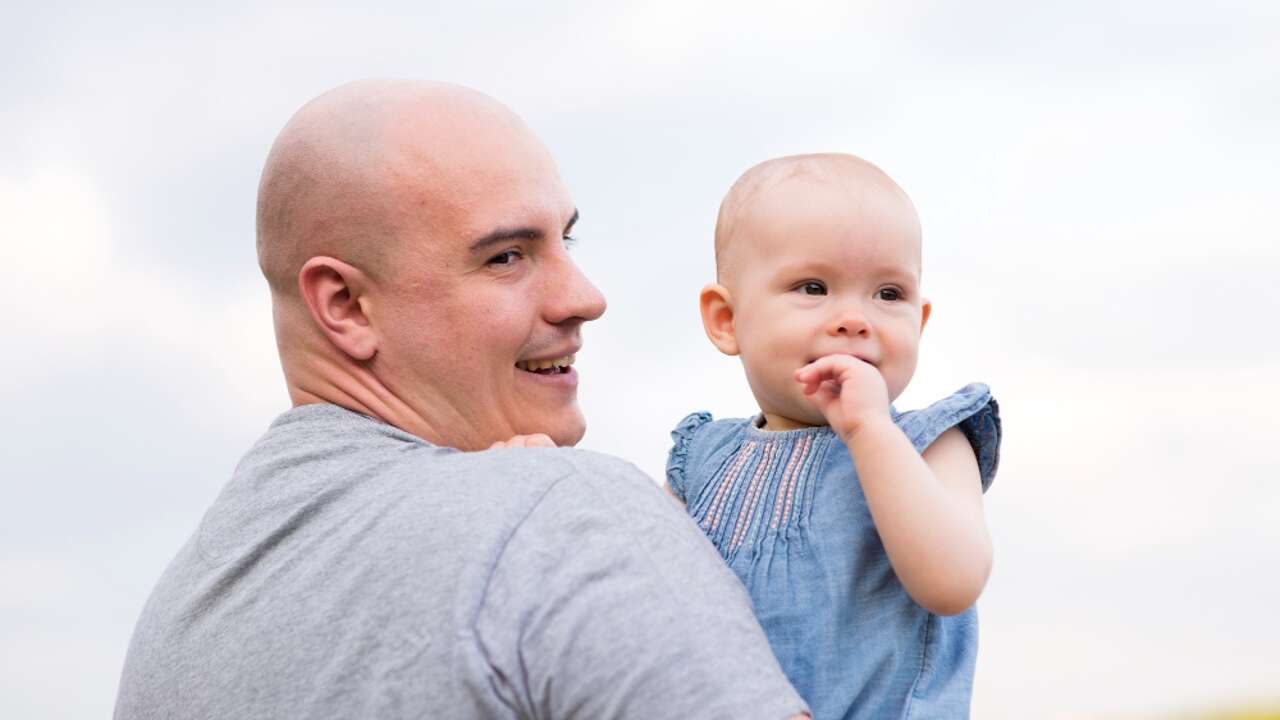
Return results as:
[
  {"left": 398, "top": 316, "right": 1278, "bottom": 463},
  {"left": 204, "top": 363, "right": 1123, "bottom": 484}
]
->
[
  {"left": 0, "top": 169, "right": 283, "bottom": 421},
  {"left": 3, "top": 173, "right": 114, "bottom": 337},
  {"left": 2, "top": 1, "right": 1278, "bottom": 717}
]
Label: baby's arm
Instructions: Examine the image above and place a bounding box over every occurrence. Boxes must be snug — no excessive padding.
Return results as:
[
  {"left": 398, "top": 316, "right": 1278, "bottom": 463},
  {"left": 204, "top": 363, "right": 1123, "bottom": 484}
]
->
[{"left": 796, "top": 356, "right": 992, "bottom": 616}]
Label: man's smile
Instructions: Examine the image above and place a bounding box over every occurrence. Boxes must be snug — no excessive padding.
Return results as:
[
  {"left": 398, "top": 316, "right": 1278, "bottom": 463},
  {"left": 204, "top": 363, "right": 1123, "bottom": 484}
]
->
[{"left": 515, "top": 354, "right": 576, "bottom": 374}]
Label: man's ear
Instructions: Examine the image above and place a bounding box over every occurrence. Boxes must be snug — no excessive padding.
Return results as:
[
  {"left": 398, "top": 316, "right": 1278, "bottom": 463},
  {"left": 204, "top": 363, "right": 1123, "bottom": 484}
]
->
[
  {"left": 298, "top": 256, "right": 378, "bottom": 361},
  {"left": 920, "top": 297, "right": 932, "bottom": 334},
  {"left": 699, "top": 283, "right": 739, "bottom": 356}
]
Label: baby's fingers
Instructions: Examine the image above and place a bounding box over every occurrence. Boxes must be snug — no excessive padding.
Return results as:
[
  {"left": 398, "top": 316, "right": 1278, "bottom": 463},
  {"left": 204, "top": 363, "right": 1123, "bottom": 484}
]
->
[
  {"left": 799, "top": 377, "right": 836, "bottom": 397},
  {"left": 795, "top": 355, "right": 856, "bottom": 387},
  {"left": 795, "top": 368, "right": 828, "bottom": 396},
  {"left": 489, "top": 433, "right": 557, "bottom": 449}
]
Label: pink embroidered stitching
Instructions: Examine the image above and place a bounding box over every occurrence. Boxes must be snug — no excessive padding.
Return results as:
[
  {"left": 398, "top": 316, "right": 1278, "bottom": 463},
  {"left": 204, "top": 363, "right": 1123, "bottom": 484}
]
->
[
  {"left": 731, "top": 442, "right": 778, "bottom": 551},
  {"left": 781, "top": 434, "right": 813, "bottom": 527},
  {"left": 771, "top": 436, "right": 807, "bottom": 530},
  {"left": 706, "top": 441, "right": 755, "bottom": 532}
]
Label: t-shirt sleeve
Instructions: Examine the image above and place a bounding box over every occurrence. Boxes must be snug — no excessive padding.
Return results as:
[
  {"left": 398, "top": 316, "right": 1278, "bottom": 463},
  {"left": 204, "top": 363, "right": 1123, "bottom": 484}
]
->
[
  {"left": 472, "top": 454, "right": 808, "bottom": 720},
  {"left": 896, "top": 382, "right": 1002, "bottom": 491},
  {"left": 665, "top": 411, "right": 713, "bottom": 502}
]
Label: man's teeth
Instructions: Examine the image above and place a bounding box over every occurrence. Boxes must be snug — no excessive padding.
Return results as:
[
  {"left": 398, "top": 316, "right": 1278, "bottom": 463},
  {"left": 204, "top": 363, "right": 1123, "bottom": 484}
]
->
[{"left": 515, "top": 354, "right": 576, "bottom": 372}]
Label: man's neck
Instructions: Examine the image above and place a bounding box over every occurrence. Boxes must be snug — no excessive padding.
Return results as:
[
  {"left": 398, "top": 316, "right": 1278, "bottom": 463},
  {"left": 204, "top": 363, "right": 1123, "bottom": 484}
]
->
[{"left": 284, "top": 360, "right": 483, "bottom": 449}]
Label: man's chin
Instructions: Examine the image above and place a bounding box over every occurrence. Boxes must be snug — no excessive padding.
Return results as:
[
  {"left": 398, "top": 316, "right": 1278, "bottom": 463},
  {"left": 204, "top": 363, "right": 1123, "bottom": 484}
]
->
[
  {"left": 517, "top": 408, "right": 586, "bottom": 448},
  {"left": 548, "top": 415, "right": 587, "bottom": 447}
]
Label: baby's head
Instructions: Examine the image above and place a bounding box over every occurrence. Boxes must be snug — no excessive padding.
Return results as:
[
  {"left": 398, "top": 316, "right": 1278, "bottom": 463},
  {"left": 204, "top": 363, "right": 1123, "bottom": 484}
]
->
[{"left": 701, "top": 153, "right": 931, "bottom": 429}]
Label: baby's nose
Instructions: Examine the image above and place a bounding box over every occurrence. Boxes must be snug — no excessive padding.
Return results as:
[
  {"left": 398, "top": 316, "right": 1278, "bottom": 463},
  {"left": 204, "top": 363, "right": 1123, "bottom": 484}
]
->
[{"left": 830, "top": 309, "right": 870, "bottom": 336}]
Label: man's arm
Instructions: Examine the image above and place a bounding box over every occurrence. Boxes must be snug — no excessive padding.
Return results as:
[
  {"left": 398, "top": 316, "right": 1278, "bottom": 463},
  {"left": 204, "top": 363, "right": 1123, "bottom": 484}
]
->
[{"left": 473, "top": 459, "right": 808, "bottom": 719}]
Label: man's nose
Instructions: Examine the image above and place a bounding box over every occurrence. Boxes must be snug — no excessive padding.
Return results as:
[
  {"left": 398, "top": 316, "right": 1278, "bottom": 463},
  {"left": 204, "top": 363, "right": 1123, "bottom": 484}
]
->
[
  {"left": 545, "top": 253, "right": 607, "bottom": 326},
  {"left": 828, "top": 303, "right": 870, "bottom": 337}
]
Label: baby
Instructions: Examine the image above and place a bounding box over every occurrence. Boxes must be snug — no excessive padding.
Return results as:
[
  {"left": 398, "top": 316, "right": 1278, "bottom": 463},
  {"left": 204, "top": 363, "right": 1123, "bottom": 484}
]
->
[{"left": 664, "top": 154, "right": 1001, "bottom": 719}]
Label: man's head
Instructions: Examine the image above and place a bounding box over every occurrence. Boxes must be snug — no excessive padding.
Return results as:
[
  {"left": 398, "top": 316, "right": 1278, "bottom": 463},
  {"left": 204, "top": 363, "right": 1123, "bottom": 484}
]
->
[
  {"left": 258, "top": 79, "right": 606, "bottom": 450},
  {"left": 700, "top": 153, "right": 930, "bottom": 428}
]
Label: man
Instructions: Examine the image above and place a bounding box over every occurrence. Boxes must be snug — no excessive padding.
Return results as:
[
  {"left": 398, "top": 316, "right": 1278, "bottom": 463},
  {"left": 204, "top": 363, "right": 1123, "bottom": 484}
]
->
[{"left": 114, "top": 80, "right": 808, "bottom": 719}]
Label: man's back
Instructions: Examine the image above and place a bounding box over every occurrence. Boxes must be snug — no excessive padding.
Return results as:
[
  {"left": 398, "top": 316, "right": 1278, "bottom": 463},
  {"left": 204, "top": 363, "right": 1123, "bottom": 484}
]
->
[{"left": 115, "top": 404, "right": 805, "bottom": 719}]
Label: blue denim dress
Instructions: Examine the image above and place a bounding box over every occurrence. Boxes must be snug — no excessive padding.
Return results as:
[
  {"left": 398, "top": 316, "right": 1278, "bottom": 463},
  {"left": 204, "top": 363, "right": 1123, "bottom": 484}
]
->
[{"left": 666, "top": 383, "right": 1001, "bottom": 720}]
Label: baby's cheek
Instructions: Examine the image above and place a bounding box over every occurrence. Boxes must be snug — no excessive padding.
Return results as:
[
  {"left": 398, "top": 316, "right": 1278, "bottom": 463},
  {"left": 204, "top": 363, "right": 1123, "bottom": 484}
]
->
[
  {"left": 742, "top": 355, "right": 786, "bottom": 399},
  {"left": 884, "top": 346, "right": 921, "bottom": 401}
]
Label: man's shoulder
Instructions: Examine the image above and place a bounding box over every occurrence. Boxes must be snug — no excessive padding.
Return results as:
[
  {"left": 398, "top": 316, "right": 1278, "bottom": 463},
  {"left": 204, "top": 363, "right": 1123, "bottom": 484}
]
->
[
  {"left": 389, "top": 446, "right": 686, "bottom": 551},
  {"left": 294, "top": 442, "right": 655, "bottom": 539},
  {"left": 390, "top": 446, "right": 658, "bottom": 520},
  {"left": 388, "top": 442, "right": 643, "bottom": 485},
  {"left": 251, "top": 405, "right": 655, "bottom": 513},
  {"left": 474, "top": 448, "right": 698, "bottom": 563}
]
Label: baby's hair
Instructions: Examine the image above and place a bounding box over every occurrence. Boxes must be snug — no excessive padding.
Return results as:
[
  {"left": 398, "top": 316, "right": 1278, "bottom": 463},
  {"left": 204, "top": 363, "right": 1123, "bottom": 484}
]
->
[{"left": 713, "top": 153, "right": 913, "bottom": 282}]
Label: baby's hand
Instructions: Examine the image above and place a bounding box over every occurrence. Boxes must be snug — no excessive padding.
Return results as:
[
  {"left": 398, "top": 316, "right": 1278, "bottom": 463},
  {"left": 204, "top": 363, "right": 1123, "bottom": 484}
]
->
[
  {"left": 488, "top": 434, "right": 556, "bottom": 449},
  {"left": 795, "top": 354, "right": 891, "bottom": 442}
]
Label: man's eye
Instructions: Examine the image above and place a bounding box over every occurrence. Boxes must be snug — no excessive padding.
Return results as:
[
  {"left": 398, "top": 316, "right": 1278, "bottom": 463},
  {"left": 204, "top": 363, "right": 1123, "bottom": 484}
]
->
[
  {"left": 487, "top": 249, "right": 523, "bottom": 266},
  {"left": 797, "top": 281, "right": 826, "bottom": 296},
  {"left": 877, "top": 287, "right": 902, "bottom": 301}
]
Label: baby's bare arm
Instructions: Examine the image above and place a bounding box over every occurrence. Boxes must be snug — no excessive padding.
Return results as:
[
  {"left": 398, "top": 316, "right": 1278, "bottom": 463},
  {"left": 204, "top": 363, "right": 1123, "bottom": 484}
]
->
[
  {"left": 844, "top": 420, "right": 991, "bottom": 616},
  {"left": 796, "top": 354, "right": 991, "bottom": 615}
]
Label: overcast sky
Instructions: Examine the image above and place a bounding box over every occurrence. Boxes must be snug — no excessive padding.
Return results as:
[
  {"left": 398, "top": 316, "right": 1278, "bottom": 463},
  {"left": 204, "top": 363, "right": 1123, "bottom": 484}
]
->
[{"left": 3, "top": 2, "right": 1278, "bottom": 718}]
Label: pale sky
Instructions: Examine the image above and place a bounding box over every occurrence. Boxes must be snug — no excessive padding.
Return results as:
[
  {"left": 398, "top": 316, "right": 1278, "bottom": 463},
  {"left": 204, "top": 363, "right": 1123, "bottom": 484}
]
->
[{"left": 2, "top": 2, "right": 1278, "bottom": 718}]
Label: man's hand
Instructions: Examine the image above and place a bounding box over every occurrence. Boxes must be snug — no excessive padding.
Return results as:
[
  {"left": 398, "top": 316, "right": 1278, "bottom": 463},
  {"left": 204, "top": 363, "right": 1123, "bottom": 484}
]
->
[
  {"left": 794, "top": 354, "right": 891, "bottom": 442},
  {"left": 488, "top": 434, "right": 556, "bottom": 449}
]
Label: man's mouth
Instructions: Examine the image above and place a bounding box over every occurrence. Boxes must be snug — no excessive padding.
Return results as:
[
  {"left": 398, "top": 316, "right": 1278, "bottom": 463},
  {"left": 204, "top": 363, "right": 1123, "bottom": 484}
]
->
[{"left": 515, "top": 354, "right": 576, "bottom": 375}]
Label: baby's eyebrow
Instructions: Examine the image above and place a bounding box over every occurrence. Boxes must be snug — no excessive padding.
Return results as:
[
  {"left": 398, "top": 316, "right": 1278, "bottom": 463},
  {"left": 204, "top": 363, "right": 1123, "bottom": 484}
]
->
[
  {"left": 772, "top": 260, "right": 830, "bottom": 276},
  {"left": 876, "top": 267, "right": 921, "bottom": 284},
  {"left": 772, "top": 261, "right": 921, "bottom": 285}
]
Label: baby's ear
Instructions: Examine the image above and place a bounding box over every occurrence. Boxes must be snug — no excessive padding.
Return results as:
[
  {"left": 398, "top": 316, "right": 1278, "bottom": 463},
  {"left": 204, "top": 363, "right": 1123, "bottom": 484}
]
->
[
  {"left": 699, "top": 283, "right": 739, "bottom": 356},
  {"left": 920, "top": 297, "right": 932, "bottom": 333}
]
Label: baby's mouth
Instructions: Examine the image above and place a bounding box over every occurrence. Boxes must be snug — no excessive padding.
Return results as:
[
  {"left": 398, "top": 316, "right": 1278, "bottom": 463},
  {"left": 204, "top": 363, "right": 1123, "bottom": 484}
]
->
[
  {"left": 807, "top": 354, "right": 877, "bottom": 367},
  {"left": 515, "top": 354, "right": 576, "bottom": 375}
]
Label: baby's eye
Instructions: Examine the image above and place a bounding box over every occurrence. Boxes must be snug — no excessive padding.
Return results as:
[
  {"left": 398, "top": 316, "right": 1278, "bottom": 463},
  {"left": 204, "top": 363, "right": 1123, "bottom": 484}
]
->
[
  {"left": 487, "top": 249, "right": 524, "bottom": 266},
  {"left": 797, "top": 281, "right": 827, "bottom": 296},
  {"left": 563, "top": 234, "right": 579, "bottom": 250},
  {"left": 877, "top": 287, "right": 902, "bottom": 301}
]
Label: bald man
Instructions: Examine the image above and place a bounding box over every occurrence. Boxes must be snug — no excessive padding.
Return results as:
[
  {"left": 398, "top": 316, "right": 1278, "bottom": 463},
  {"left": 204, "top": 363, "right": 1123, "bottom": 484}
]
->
[{"left": 113, "top": 81, "right": 809, "bottom": 720}]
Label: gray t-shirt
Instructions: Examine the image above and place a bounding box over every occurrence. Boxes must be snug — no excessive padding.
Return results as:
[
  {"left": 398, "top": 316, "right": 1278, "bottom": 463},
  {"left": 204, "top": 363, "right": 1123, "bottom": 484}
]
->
[{"left": 115, "top": 404, "right": 806, "bottom": 719}]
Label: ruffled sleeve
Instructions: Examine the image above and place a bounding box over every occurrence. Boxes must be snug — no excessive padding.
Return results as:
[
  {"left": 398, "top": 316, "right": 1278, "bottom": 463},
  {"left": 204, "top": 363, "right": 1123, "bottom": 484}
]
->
[
  {"left": 665, "top": 412, "right": 713, "bottom": 502},
  {"left": 895, "top": 383, "right": 1001, "bottom": 491}
]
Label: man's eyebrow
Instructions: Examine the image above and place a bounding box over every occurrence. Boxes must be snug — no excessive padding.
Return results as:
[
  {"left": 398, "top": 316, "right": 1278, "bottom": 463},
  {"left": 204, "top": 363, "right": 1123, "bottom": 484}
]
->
[{"left": 468, "top": 208, "right": 580, "bottom": 252}]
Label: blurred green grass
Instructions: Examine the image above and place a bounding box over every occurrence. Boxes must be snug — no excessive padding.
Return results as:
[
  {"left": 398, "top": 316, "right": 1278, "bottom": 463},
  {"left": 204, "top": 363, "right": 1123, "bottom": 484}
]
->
[
  {"left": 1185, "top": 707, "right": 1280, "bottom": 720},
  {"left": 1117, "top": 703, "right": 1280, "bottom": 720}
]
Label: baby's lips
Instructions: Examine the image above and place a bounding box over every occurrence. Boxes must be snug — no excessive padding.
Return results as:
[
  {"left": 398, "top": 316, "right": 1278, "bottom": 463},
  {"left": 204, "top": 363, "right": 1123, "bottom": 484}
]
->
[{"left": 809, "top": 352, "right": 877, "bottom": 368}]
